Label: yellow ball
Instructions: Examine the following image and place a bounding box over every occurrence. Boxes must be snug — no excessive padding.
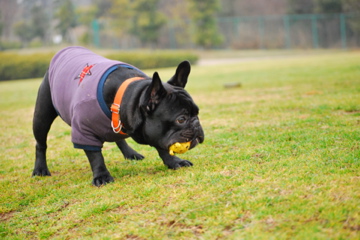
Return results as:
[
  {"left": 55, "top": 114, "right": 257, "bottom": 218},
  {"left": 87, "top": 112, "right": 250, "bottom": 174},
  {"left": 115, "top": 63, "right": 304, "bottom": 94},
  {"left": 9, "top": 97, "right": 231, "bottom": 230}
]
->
[{"left": 169, "top": 142, "right": 191, "bottom": 155}]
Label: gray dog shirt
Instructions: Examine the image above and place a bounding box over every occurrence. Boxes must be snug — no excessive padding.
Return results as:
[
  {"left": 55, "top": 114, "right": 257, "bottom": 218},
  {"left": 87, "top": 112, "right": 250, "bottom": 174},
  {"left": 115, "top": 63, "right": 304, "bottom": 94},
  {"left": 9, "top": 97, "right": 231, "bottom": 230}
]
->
[{"left": 49, "top": 46, "right": 144, "bottom": 151}]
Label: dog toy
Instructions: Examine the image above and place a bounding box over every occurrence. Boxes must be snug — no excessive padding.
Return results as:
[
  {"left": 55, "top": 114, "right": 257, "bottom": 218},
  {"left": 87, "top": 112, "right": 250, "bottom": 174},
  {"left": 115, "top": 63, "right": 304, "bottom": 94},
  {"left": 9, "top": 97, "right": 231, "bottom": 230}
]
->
[{"left": 169, "top": 142, "right": 191, "bottom": 155}]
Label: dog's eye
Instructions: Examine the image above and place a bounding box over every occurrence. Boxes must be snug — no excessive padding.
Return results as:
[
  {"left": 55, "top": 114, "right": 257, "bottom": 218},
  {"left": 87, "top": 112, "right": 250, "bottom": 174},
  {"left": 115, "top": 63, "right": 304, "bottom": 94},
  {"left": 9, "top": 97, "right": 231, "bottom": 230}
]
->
[{"left": 176, "top": 116, "right": 187, "bottom": 124}]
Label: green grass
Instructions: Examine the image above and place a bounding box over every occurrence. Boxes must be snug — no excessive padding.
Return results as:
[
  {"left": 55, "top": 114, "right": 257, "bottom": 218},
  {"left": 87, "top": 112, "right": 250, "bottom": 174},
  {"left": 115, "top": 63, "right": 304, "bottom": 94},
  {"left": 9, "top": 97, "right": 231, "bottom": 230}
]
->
[{"left": 0, "top": 50, "right": 359, "bottom": 239}]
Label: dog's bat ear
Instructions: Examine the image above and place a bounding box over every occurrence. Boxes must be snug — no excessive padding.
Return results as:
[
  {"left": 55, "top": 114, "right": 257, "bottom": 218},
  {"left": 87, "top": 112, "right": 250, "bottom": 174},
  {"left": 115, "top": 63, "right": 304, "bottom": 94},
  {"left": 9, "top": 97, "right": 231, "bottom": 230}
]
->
[
  {"left": 168, "top": 61, "right": 191, "bottom": 88},
  {"left": 142, "top": 72, "right": 166, "bottom": 113}
]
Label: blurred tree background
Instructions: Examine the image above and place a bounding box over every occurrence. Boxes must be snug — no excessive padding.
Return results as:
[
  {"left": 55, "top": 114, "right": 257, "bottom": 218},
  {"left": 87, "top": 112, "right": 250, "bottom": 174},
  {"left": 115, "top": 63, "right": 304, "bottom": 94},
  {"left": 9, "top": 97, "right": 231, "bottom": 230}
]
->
[
  {"left": 188, "top": 0, "right": 223, "bottom": 49},
  {"left": 0, "top": 0, "right": 359, "bottom": 50}
]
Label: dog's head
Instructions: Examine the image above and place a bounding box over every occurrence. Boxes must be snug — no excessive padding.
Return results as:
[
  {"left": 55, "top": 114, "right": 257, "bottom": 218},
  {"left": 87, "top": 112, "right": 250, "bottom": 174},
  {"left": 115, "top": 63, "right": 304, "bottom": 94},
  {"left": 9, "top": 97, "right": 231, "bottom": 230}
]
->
[{"left": 140, "top": 61, "right": 204, "bottom": 151}]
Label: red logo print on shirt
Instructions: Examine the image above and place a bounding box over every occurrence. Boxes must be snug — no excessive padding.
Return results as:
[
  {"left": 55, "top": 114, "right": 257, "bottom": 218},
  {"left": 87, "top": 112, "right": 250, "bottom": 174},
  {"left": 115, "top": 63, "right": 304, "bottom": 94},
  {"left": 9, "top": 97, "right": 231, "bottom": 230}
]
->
[{"left": 75, "top": 64, "right": 95, "bottom": 85}]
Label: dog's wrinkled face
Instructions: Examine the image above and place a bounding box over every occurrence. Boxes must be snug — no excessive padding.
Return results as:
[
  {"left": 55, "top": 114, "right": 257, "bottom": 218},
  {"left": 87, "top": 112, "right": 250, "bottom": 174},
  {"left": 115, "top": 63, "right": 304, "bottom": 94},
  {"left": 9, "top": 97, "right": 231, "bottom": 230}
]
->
[
  {"left": 140, "top": 61, "right": 204, "bottom": 151},
  {"left": 143, "top": 84, "right": 204, "bottom": 150}
]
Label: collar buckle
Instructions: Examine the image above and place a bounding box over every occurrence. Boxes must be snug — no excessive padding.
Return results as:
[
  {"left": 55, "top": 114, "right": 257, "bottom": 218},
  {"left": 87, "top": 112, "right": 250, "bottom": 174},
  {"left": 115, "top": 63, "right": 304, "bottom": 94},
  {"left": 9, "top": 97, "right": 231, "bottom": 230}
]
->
[{"left": 110, "top": 103, "right": 120, "bottom": 114}]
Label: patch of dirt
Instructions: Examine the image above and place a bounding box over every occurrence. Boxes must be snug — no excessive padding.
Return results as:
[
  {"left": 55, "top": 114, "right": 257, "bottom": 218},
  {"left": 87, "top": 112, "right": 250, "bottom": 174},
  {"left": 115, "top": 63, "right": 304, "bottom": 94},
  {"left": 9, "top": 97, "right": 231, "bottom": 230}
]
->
[
  {"left": 165, "top": 220, "right": 204, "bottom": 235},
  {"left": 0, "top": 211, "right": 15, "bottom": 221},
  {"left": 123, "top": 234, "right": 147, "bottom": 240}
]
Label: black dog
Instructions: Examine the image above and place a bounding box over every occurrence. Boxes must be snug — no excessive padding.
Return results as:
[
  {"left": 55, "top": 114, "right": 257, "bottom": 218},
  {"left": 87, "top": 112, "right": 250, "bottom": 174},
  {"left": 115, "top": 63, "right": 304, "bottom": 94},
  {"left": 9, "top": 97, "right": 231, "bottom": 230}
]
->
[{"left": 32, "top": 47, "right": 204, "bottom": 186}]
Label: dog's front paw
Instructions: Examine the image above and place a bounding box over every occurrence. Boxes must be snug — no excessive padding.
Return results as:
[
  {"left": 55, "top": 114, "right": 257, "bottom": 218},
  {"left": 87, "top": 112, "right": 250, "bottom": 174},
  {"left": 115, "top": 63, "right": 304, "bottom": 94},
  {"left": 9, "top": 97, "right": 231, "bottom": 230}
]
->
[
  {"left": 125, "top": 152, "right": 145, "bottom": 161},
  {"left": 92, "top": 174, "right": 114, "bottom": 187},
  {"left": 178, "top": 159, "right": 193, "bottom": 168},
  {"left": 157, "top": 148, "right": 194, "bottom": 170},
  {"left": 168, "top": 159, "right": 193, "bottom": 170},
  {"left": 32, "top": 168, "right": 51, "bottom": 177}
]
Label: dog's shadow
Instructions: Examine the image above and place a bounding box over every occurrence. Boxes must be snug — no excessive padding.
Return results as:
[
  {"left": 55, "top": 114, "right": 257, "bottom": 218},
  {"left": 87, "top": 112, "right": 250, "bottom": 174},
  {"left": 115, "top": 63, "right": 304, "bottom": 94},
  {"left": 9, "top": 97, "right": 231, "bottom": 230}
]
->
[{"left": 109, "top": 160, "right": 168, "bottom": 179}]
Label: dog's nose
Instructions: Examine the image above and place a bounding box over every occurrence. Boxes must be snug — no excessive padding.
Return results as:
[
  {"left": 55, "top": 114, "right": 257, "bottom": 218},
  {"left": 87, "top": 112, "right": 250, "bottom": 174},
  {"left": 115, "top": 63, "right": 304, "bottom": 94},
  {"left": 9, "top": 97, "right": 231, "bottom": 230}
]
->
[
  {"left": 192, "top": 117, "right": 204, "bottom": 143},
  {"left": 197, "top": 127, "right": 204, "bottom": 143}
]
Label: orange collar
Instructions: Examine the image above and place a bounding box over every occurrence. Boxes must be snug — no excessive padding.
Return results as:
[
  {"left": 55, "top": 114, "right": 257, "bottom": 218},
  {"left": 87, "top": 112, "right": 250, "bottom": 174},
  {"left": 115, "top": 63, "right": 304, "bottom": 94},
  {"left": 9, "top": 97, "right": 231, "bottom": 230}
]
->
[{"left": 111, "top": 77, "right": 144, "bottom": 135}]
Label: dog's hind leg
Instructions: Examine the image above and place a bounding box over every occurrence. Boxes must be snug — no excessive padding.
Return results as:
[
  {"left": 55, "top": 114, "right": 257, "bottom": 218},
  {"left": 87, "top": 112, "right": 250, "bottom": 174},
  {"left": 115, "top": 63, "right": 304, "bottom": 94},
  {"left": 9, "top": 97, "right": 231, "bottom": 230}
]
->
[
  {"left": 116, "top": 139, "right": 144, "bottom": 160},
  {"left": 32, "top": 71, "right": 58, "bottom": 177}
]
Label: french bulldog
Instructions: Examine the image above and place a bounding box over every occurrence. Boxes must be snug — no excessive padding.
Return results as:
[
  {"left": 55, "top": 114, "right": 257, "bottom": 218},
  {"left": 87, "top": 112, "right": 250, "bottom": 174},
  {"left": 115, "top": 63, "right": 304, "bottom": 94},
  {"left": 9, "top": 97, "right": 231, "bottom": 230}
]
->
[{"left": 32, "top": 46, "right": 204, "bottom": 186}]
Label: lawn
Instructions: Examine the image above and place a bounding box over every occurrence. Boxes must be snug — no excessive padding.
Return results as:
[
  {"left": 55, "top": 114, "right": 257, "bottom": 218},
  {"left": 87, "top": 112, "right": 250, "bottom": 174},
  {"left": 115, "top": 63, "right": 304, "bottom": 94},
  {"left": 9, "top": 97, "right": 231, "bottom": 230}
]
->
[{"left": 0, "top": 50, "right": 359, "bottom": 239}]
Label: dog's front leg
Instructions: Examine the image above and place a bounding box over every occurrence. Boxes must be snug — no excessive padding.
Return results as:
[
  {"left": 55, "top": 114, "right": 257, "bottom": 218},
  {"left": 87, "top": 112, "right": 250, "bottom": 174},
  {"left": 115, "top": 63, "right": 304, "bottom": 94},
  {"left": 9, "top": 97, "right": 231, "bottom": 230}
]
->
[
  {"left": 84, "top": 150, "right": 114, "bottom": 186},
  {"left": 156, "top": 148, "right": 193, "bottom": 170}
]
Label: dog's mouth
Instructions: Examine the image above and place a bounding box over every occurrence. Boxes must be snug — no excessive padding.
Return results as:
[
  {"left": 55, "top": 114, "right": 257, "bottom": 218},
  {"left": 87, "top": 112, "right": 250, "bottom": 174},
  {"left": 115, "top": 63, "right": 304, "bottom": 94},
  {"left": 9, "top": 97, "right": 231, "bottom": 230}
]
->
[
  {"left": 168, "top": 136, "right": 204, "bottom": 150},
  {"left": 167, "top": 124, "right": 205, "bottom": 151},
  {"left": 190, "top": 136, "right": 204, "bottom": 149}
]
